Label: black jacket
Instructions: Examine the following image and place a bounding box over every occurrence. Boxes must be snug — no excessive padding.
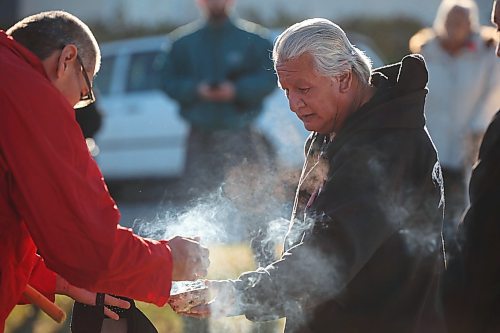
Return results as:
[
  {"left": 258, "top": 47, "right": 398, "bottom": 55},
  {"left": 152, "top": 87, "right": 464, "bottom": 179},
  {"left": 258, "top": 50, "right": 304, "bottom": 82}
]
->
[
  {"left": 443, "top": 110, "right": 500, "bottom": 333},
  {"left": 234, "top": 55, "right": 446, "bottom": 333}
]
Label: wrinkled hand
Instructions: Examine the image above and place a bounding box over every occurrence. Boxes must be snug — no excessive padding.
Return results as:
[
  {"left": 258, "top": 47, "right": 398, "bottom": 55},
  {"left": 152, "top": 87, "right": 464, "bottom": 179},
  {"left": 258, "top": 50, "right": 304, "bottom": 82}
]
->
[
  {"left": 55, "top": 275, "right": 130, "bottom": 320},
  {"left": 211, "top": 82, "right": 235, "bottom": 101},
  {"left": 169, "top": 236, "right": 210, "bottom": 281},
  {"left": 175, "top": 280, "right": 240, "bottom": 318},
  {"left": 197, "top": 83, "right": 212, "bottom": 100},
  {"left": 197, "top": 81, "right": 235, "bottom": 102}
]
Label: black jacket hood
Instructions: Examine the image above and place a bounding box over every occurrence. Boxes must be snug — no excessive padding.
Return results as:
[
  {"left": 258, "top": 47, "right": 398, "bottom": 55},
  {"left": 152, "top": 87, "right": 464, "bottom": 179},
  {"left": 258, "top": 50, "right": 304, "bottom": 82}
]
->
[
  {"left": 347, "top": 54, "right": 428, "bottom": 130},
  {"left": 324, "top": 54, "right": 429, "bottom": 158}
]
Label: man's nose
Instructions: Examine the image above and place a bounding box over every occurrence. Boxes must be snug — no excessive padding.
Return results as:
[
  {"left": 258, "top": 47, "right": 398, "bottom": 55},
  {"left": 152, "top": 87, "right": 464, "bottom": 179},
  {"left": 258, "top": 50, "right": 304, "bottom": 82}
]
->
[
  {"left": 79, "top": 78, "right": 90, "bottom": 97},
  {"left": 288, "top": 93, "right": 305, "bottom": 112}
]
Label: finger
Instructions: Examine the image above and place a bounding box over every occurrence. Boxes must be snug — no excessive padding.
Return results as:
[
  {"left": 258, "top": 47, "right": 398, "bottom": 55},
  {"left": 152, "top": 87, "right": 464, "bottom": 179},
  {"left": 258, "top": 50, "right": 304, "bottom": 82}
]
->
[
  {"left": 206, "top": 280, "right": 227, "bottom": 293},
  {"left": 188, "top": 304, "right": 211, "bottom": 316},
  {"left": 201, "top": 247, "right": 210, "bottom": 258},
  {"left": 176, "top": 304, "right": 211, "bottom": 318},
  {"left": 203, "top": 257, "right": 210, "bottom": 269},
  {"left": 197, "top": 269, "right": 209, "bottom": 279},
  {"left": 104, "top": 295, "right": 131, "bottom": 309},
  {"left": 104, "top": 307, "right": 120, "bottom": 320},
  {"left": 206, "top": 280, "right": 224, "bottom": 288},
  {"left": 205, "top": 280, "right": 218, "bottom": 289},
  {"left": 191, "top": 254, "right": 209, "bottom": 268},
  {"left": 178, "top": 311, "right": 209, "bottom": 318}
]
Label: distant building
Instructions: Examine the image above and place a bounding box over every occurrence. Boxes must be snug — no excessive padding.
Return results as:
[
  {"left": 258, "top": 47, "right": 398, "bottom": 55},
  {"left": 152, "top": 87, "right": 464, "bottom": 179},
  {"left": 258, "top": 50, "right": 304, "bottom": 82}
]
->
[{"left": 14, "top": 0, "right": 496, "bottom": 32}]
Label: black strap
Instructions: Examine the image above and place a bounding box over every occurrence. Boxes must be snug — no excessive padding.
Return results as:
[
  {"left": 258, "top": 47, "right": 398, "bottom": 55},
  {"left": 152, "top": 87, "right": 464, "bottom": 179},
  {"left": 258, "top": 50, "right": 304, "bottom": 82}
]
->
[
  {"left": 70, "top": 295, "right": 158, "bottom": 333},
  {"left": 71, "top": 299, "right": 105, "bottom": 333},
  {"left": 95, "top": 293, "right": 105, "bottom": 306}
]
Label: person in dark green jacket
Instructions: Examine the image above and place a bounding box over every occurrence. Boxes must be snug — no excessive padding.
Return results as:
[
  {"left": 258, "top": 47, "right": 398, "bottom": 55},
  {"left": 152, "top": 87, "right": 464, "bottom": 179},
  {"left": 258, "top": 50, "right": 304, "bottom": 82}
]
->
[
  {"left": 165, "top": 0, "right": 279, "bottom": 250},
  {"left": 165, "top": 0, "right": 278, "bottom": 250},
  {"left": 165, "top": 0, "right": 276, "bottom": 132},
  {"left": 164, "top": 1, "right": 278, "bottom": 331}
]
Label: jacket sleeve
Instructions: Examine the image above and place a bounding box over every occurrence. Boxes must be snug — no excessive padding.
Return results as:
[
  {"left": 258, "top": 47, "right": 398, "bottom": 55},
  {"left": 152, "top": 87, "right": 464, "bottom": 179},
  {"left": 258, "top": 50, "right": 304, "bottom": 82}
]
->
[
  {"left": 234, "top": 36, "right": 277, "bottom": 104},
  {"left": 1, "top": 76, "right": 173, "bottom": 306},
  {"left": 18, "top": 255, "right": 57, "bottom": 304},
  {"left": 163, "top": 39, "right": 200, "bottom": 104}
]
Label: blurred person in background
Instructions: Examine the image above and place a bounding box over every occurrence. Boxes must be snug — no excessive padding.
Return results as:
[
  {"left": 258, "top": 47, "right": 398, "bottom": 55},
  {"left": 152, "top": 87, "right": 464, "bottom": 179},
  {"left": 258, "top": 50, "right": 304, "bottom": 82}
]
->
[
  {"left": 0, "top": 11, "right": 210, "bottom": 331},
  {"left": 441, "top": 1, "right": 500, "bottom": 332},
  {"left": 164, "top": 0, "right": 276, "bottom": 210},
  {"left": 175, "top": 18, "right": 447, "bottom": 333},
  {"left": 164, "top": 1, "right": 278, "bottom": 331},
  {"left": 409, "top": 0, "right": 500, "bottom": 235}
]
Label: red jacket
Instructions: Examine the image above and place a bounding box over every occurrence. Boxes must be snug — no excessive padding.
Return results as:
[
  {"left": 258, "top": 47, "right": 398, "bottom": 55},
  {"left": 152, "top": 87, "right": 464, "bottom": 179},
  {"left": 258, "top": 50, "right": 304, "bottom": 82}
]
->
[{"left": 0, "top": 31, "right": 173, "bottom": 329}]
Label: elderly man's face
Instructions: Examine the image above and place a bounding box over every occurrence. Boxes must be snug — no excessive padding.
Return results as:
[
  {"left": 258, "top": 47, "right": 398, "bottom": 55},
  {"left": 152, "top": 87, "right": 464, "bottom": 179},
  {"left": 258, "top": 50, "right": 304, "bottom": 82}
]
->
[
  {"left": 493, "top": 1, "right": 500, "bottom": 57},
  {"left": 277, "top": 53, "right": 344, "bottom": 134}
]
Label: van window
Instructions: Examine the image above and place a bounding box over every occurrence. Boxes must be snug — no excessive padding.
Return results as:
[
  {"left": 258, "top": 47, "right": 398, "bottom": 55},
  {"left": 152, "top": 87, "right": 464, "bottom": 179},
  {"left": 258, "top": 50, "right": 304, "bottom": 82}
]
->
[
  {"left": 94, "top": 56, "right": 116, "bottom": 96},
  {"left": 126, "top": 51, "right": 168, "bottom": 93}
]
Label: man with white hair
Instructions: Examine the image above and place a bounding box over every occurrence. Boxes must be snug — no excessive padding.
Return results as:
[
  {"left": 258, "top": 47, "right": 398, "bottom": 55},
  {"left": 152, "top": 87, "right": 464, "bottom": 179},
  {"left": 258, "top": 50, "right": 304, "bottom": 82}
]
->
[{"left": 177, "top": 18, "right": 447, "bottom": 333}]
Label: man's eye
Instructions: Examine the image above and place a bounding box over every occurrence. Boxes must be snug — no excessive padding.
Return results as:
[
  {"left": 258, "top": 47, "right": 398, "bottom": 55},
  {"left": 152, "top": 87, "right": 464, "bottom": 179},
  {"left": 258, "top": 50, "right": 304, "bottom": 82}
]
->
[{"left": 299, "top": 88, "right": 310, "bottom": 93}]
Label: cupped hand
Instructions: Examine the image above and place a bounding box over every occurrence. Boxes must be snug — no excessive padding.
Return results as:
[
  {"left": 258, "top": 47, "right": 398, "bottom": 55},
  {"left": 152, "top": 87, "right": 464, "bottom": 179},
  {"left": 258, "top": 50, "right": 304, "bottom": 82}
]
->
[{"left": 197, "top": 81, "right": 235, "bottom": 102}]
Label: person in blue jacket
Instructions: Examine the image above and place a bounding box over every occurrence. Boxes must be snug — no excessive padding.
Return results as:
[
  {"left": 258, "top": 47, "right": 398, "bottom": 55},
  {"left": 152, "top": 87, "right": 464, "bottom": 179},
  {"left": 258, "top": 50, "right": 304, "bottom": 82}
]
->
[
  {"left": 164, "top": 1, "right": 277, "bottom": 331},
  {"left": 165, "top": 0, "right": 278, "bottom": 258}
]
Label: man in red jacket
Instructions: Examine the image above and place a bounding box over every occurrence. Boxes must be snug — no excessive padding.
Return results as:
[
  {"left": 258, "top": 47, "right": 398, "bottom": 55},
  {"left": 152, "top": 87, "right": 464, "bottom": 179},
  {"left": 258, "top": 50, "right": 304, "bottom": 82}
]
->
[{"left": 0, "top": 10, "right": 209, "bottom": 330}]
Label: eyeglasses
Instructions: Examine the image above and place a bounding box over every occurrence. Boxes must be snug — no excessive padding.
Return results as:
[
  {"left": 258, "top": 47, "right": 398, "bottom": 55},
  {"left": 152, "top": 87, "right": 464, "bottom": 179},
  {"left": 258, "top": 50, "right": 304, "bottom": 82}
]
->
[{"left": 74, "top": 55, "right": 95, "bottom": 108}]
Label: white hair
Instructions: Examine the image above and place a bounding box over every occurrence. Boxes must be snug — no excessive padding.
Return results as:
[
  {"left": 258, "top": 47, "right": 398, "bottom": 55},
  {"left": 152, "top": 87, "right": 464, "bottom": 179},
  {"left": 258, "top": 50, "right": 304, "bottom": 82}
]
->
[
  {"left": 273, "top": 18, "right": 372, "bottom": 84},
  {"left": 433, "top": 0, "right": 480, "bottom": 37}
]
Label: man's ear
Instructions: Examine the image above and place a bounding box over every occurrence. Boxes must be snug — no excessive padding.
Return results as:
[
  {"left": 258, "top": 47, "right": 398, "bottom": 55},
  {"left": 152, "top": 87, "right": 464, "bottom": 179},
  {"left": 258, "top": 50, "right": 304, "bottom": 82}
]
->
[
  {"left": 337, "top": 70, "right": 352, "bottom": 93},
  {"left": 56, "top": 44, "right": 78, "bottom": 78}
]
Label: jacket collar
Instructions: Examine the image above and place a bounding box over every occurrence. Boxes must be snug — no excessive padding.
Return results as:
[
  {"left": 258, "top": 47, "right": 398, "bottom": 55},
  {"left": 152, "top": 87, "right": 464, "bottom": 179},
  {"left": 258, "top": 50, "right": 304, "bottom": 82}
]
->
[
  {"left": 205, "top": 16, "right": 233, "bottom": 31},
  {"left": 0, "top": 30, "right": 49, "bottom": 80}
]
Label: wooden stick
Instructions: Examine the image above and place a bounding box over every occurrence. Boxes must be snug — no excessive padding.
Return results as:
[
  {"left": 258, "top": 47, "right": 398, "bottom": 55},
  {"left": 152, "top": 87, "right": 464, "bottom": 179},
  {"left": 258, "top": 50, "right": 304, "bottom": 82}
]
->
[{"left": 22, "top": 284, "right": 66, "bottom": 323}]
